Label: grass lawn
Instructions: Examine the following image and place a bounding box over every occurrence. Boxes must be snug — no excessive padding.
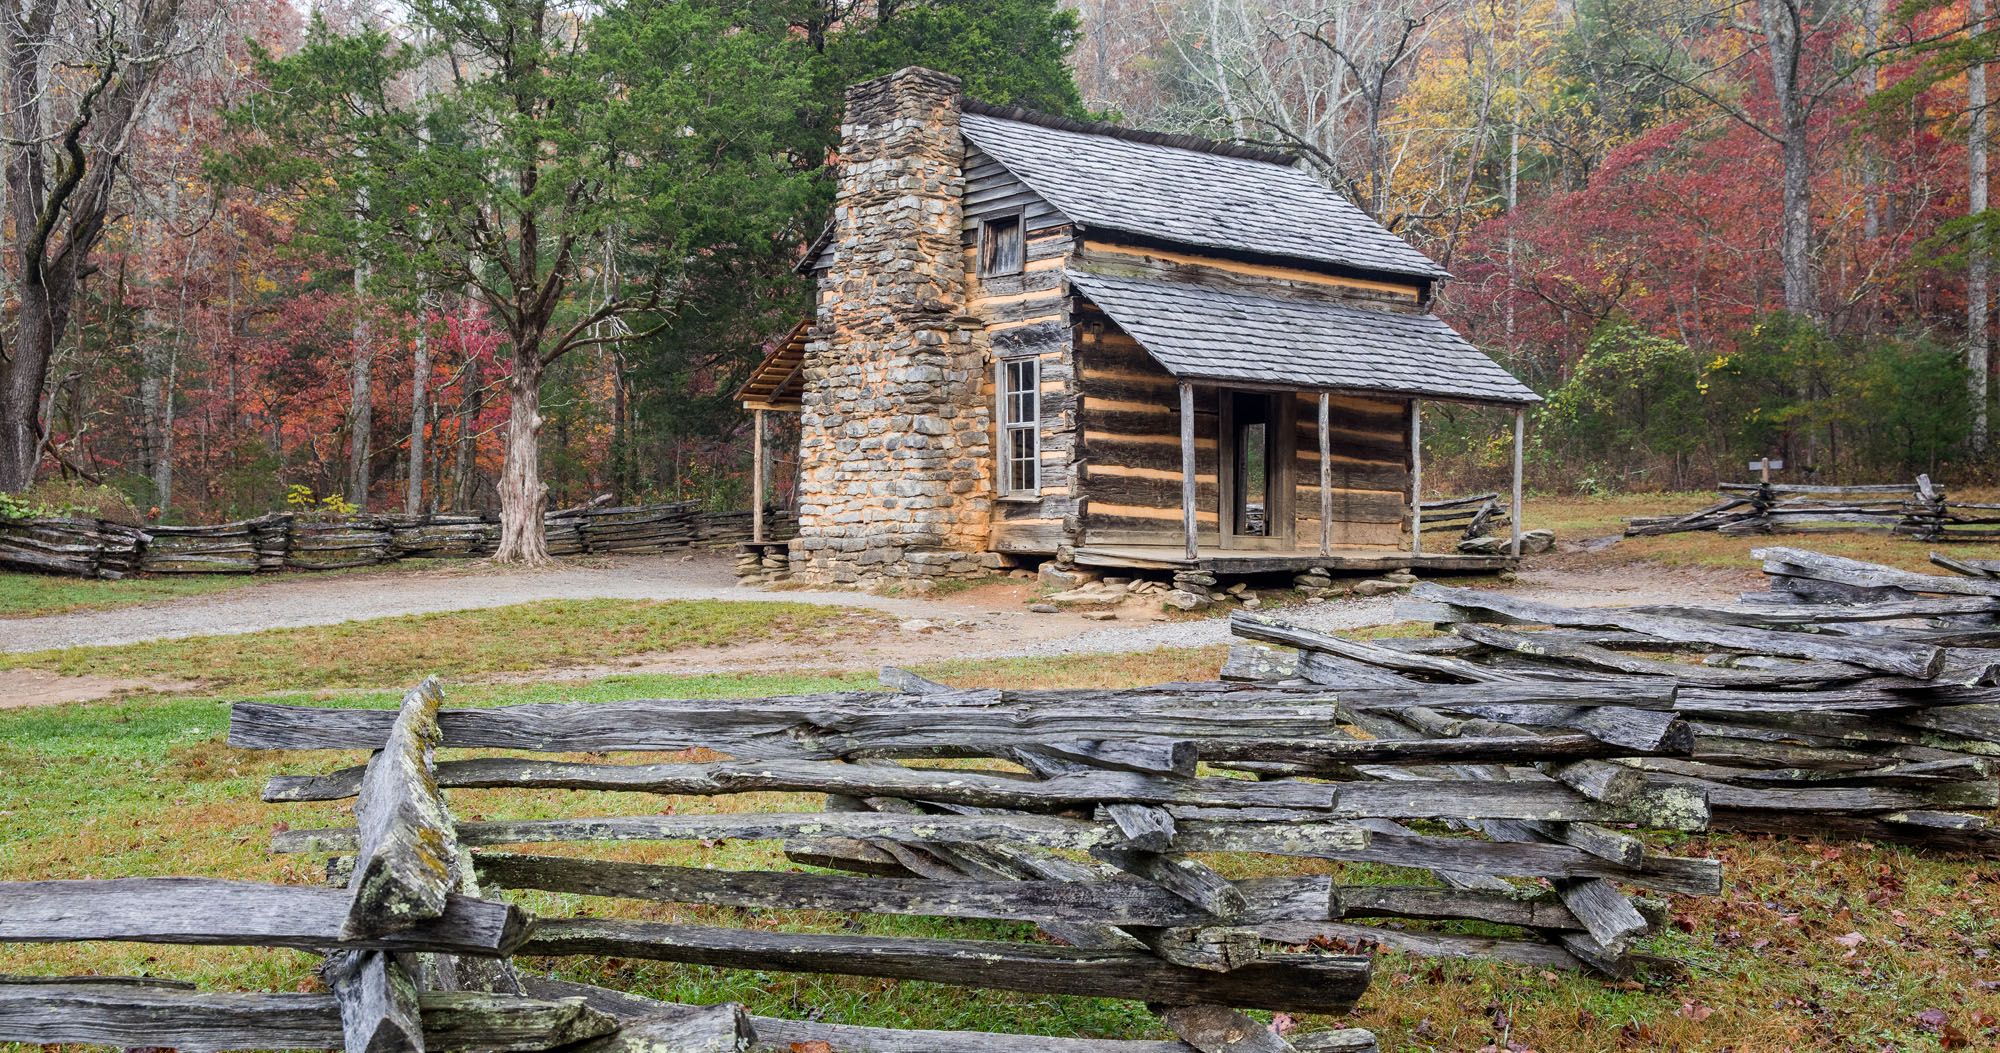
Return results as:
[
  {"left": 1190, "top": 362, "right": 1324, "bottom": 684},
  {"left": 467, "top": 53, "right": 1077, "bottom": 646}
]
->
[
  {"left": 1, "top": 639, "right": 1995, "bottom": 1051},
  {"left": 1524, "top": 491, "right": 2000, "bottom": 575},
  {"left": 0, "top": 597, "right": 883, "bottom": 691},
  {"left": 0, "top": 558, "right": 472, "bottom": 619},
  {"left": 0, "top": 569, "right": 264, "bottom": 618}
]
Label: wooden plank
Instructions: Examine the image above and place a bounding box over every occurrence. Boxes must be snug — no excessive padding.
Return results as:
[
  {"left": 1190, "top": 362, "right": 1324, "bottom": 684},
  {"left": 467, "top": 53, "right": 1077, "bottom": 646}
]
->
[
  {"left": 1449, "top": 623, "right": 1871, "bottom": 686},
  {"left": 1333, "top": 884, "right": 1588, "bottom": 929},
  {"left": 564, "top": 1004, "right": 751, "bottom": 1053},
  {"left": 1755, "top": 546, "right": 2000, "bottom": 597},
  {"left": 0, "top": 982, "right": 615, "bottom": 1050},
  {"left": 471, "top": 851, "right": 1333, "bottom": 927},
  {"left": 1511, "top": 410, "right": 1524, "bottom": 557},
  {"left": 1325, "top": 826, "right": 1721, "bottom": 894},
  {"left": 1234, "top": 611, "right": 1527, "bottom": 683},
  {"left": 0, "top": 878, "right": 529, "bottom": 955},
  {"left": 1181, "top": 381, "right": 1199, "bottom": 561},
  {"left": 346, "top": 677, "right": 457, "bottom": 937},
  {"left": 273, "top": 811, "right": 1371, "bottom": 858},
  {"left": 1222, "top": 732, "right": 1652, "bottom": 766},
  {"left": 1409, "top": 400, "right": 1421, "bottom": 555},
  {"left": 522, "top": 919, "right": 1372, "bottom": 1014},
  {"left": 1409, "top": 583, "right": 1947, "bottom": 680},
  {"left": 1319, "top": 392, "right": 1332, "bottom": 556},
  {"left": 1326, "top": 781, "right": 1707, "bottom": 830},
  {"left": 519, "top": 974, "right": 1235, "bottom": 1053},
  {"left": 264, "top": 756, "right": 1333, "bottom": 812},
  {"left": 323, "top": 951, "right": 424, "bottom": 1053},
  {"left": 236, "top": 687, "right": 1690, "bottom": 754},
  {"left": 1258, "top": 921, "right": 1585, "bottom": 971}
]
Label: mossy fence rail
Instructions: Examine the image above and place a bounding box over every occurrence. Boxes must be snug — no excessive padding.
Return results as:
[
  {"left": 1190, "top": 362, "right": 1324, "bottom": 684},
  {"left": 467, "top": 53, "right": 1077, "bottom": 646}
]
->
[
  {"left": 1624, "top": 476, "right": 2000, "bottom": 540},
  {"left": 0, "top": 503, "right": 797, "bottom": 579}
]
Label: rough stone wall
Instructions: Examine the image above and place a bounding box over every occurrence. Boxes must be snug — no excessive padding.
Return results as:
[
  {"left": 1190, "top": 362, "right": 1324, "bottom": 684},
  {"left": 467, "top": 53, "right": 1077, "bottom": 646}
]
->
[{"left": 789, "top": 67, "right": 1000, "bottom": 587}]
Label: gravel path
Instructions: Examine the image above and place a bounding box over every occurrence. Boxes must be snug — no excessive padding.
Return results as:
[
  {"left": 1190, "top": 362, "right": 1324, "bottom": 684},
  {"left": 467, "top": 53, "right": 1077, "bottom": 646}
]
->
[
  {"left": 0, "top": 555, "right": 936, "bottom": 652},
  {"left": 2, "top": 550, "right": 1746, "bottom": 660}
]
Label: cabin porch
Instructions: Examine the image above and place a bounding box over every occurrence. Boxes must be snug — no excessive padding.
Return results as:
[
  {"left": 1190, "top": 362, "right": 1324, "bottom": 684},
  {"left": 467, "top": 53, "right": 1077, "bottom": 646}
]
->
[{"left": 1070, "top": 543, "right": 1516, "bottom": 574}]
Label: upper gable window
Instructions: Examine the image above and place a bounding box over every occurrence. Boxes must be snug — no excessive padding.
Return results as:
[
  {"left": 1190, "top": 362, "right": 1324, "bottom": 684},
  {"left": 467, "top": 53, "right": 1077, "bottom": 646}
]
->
[{"left": 980, "top": 215, "right": 1024, "bottom": 278}]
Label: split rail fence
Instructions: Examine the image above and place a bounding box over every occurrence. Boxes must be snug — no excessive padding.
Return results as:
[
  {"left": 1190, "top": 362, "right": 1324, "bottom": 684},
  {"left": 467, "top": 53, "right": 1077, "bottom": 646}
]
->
[
  {"left": 1417, "top": 493, "right": 1511, "bottom": 541},
  {"left": 1228, "top": 545, "right": 2000, "bottom": 861},
  {"left": 0, "top": 502, "right": 797, "bottom": 579},
  {"left": 1625, "top": 476, "right": 2000, "bottom": 540},
  {"left": 2, "top": 677, "right": 1379, "bottom": 1052}
]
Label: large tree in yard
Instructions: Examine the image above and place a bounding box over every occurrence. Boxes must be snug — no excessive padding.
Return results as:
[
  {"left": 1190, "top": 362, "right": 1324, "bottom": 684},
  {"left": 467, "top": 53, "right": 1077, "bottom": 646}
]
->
[
  {"left": 1, "top": 0, "right": 208, "bottom": 491},
  {"left": 230, "top": 0, "right": 814, "bottom": 561}
]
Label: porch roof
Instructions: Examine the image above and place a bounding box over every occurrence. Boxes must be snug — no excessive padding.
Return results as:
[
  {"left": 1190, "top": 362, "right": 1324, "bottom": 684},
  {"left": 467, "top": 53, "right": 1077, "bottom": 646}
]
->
[
  {"left": 735, "top": 320, "right": 810, "bottom": 411},
  {"left": 1067, "top": 269, "right": 1540, "bottom": 406}
]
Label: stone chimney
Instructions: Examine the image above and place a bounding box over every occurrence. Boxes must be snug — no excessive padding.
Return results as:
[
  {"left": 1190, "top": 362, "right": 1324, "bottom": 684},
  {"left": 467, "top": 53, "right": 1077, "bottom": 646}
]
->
[{"left": 789, "top": 67, "right": 996, "bottom": 587}]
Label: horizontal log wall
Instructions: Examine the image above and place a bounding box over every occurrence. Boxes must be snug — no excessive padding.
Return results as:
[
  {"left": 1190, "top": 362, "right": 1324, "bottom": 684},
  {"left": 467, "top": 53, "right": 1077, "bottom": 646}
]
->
[
  {"left": 1075, "top": 304, "right": 1221, "bottom": 547},
  {"left": 967, "top": 214, "right": 1080, "bottom": 555},
  {"left": 1071, "top": 312, "right": 1410, "bottom": 550},
  {"left": 1293, "top": 392, "right": 1409, "bottom": 549}
]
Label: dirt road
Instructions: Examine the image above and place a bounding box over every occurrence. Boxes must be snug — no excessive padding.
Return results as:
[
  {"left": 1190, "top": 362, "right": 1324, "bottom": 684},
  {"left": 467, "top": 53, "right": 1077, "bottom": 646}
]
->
[{"left": 3, "top": 550, "right": 1746, "bottom": 653}]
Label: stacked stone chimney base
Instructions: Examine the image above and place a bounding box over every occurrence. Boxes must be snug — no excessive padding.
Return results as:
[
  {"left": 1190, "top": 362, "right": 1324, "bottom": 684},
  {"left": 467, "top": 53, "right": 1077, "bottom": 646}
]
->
[{"left": 786, "top": 66, "right": 996, "bottom": 589}]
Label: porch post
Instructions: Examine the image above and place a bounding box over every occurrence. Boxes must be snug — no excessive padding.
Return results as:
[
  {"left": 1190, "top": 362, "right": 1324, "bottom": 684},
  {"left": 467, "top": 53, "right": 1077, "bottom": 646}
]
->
[
  {"left": 1318, "top": 391, "right": 1332, "bottom": 557},
  {"left": 1511, "top": 407, "right": 1525, "bottom": 558},
  {"left": 1409, "top": 399, "right": 1423, "bottom": 556},
  {"left": 1180, "top": 382, "right": 1198, "bottom": 562},
  {"left": 752, "top": 408, "right": 767, "bottom": 544}
]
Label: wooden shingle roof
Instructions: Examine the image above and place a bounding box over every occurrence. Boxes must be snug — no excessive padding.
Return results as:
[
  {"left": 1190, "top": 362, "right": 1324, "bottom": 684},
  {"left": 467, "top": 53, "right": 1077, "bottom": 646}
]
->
[
  {"left": 734, "top": 321, "right": 810, "bottom": 410},
  {"left": 1068, "top": 270, "right": 1539, "bottom": 405},
  {"left": 960, "top": 106, "right": 1450, "bottom": 282}
]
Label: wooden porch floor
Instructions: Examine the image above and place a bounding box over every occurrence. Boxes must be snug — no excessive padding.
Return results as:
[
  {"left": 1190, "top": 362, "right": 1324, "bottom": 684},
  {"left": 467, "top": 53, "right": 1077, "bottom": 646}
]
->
[{"left": 1070, "top": 544, "right": 1515, "bottom": 574}]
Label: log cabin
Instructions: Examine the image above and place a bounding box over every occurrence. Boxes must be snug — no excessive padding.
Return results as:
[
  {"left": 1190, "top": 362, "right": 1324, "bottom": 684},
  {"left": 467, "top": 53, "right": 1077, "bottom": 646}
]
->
[{"left": 736, "top": 67, "right": 1539, "bottom": 587}]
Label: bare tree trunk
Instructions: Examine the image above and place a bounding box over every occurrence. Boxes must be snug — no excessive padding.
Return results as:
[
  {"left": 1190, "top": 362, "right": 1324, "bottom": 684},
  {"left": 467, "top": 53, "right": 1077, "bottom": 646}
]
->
[
  {"left": 0, "top": 0, "right": 186, "bottom": 492},
  {"left": 1759, "top": 0, "right": 1817, "bottom": 320},
  {"left": 453, "top": 352, "right": 481, "bottom": 512},
  {"left": 1861, "top": 0, "right": 1883, "bottom": 243},
  {"left": 406, "top": 309, "right": 430, "bottom": 514},
  {"left": 347, "top": 264, "right": 374, "bottom": 509},
  {"left": 141, "top": 342, "right": 175, "bottom": 510},
  {"left": 493, "top": 352, "right": 549, "bottom": 563},
  {"left": 610, "top": 350, "right": 628, "bottom": 501},
  {"left": 1972, "top": 0, "right": 1992, "bottom": 452}
]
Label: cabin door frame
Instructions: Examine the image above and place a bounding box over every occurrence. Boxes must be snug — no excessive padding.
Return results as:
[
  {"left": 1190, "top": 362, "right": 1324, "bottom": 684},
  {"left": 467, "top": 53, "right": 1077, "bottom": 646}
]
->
[{"left": 1216, "top": 388, "right": 1297, "bottom": 551}]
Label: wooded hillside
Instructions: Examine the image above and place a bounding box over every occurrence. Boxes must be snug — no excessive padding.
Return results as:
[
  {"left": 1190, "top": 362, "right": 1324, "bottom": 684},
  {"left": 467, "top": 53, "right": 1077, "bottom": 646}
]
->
[{"left": 3, "top": 0, "right": 1997, "bottom": 535}]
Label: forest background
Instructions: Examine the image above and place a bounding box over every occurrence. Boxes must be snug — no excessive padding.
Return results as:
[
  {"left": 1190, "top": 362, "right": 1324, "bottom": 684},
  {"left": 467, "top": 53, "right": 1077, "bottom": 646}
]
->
[{"left": 5, "top": 0, "right": 1998, "bottom": 549}]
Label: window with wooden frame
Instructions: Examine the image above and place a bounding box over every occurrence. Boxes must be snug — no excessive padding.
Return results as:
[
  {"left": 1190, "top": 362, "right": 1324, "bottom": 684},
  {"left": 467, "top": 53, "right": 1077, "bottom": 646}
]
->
[
  {"left": 998, "top": 357, "right": 1041, "bottom": 496},
  {"left": 979, "top": 214, "right": 1025, "bottom": 277}
]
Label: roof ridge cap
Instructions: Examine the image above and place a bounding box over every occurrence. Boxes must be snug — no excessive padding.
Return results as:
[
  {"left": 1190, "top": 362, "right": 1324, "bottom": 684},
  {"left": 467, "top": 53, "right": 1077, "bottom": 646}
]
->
[{"left": 962, "top": 98, "right": 1299, "bottom": 166}]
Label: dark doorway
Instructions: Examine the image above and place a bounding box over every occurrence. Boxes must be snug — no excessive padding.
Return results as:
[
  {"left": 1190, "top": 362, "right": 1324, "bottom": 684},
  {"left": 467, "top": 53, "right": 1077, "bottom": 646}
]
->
[{"left": 1219, "top": 390, "right": 1294, "bottom": 549}]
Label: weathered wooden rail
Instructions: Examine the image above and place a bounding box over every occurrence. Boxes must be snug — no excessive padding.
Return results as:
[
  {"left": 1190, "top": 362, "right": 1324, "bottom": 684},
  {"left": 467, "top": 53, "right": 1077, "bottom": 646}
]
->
[
  {"left": 1418, "top": 492, "right": 1511, "bottom": 540},
  {"left": 5, "top": 676, "right": 1382, "bottom": 1052},
  {"left": 228, "top": 661, "right": 1725, "bottom": 984},
  {"left": 0, "top": 502, "right": 797, "bottom": 579},
  {"left": 1228, "top": 546, "right": 2000, "bottom": 864},
  {"left": 1625, "top": 476, "right": 2000, "bottom": 541}
]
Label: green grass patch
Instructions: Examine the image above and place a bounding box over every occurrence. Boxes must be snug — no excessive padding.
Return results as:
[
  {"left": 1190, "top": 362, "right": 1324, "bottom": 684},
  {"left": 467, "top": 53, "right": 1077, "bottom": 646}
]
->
[
  {"left": 1527, "top": 492, "right": 2000, "bottom": 575},
  {"left": 0, "top": 599, "right": 883, "bottom": 691},
  {"left": 0, "top": 559, "right": 470, "bottom": 618},
  {"left": 0, "top": 570, "right": 264, "bottom": 618}
]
